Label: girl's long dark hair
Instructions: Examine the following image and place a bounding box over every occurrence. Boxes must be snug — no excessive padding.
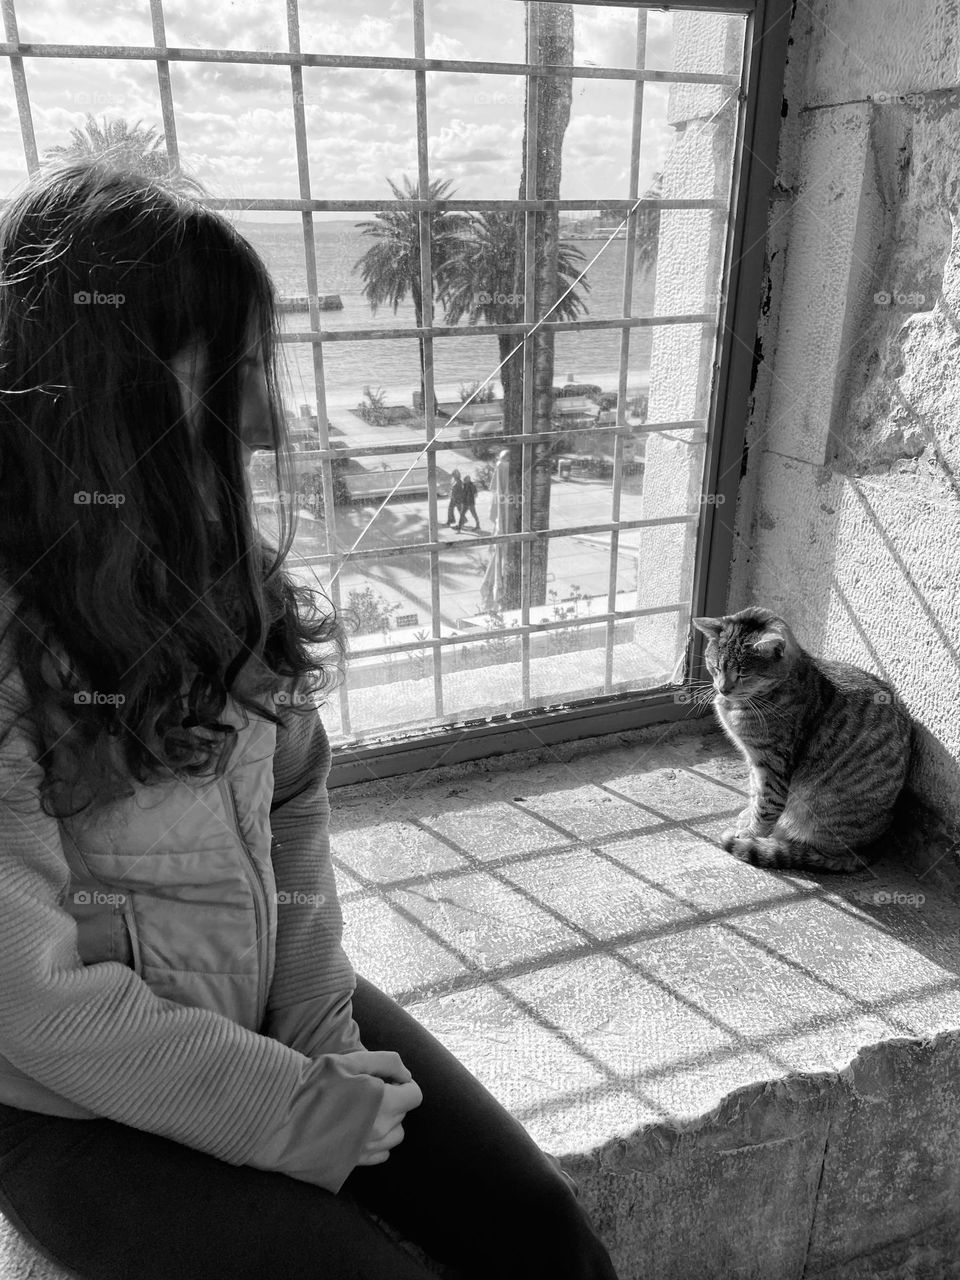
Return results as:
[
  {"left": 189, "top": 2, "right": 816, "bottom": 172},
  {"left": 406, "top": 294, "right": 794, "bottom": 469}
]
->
[{"left": 0, "top": 157, "right": 343, "bottom": 820}]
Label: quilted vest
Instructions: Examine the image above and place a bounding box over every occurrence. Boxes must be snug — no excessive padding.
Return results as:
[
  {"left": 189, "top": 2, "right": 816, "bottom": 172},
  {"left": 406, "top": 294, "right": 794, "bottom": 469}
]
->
[
  {"left": 0, "top": 690, "right": 281, "bottom": 1118},
  {"left": 64, "top": 692, "right": 280, "bottom": 1027}
]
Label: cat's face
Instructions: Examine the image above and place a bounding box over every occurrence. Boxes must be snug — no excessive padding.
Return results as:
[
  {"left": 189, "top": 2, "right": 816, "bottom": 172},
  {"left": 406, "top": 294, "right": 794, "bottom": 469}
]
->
[{"left": 692, "top": 610, "right": 796, "bottom": 701}]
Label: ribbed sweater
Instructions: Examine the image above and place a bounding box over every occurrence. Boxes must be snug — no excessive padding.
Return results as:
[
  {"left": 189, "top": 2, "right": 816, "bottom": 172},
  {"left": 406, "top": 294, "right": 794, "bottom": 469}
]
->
[{"left": 0, "top": 587, "right": 384, "bottom": 1192}]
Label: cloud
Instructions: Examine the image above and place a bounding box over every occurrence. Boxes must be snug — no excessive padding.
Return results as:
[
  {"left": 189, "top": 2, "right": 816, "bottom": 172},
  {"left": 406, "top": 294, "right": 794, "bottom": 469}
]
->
[
  {"left": 424, "top": 32, "right": 471, "bottom": 62},
  {"left": 438, "top": 146, "right": 505, "bottom": 164},
  {"left": 161, "top": 0, "right": 286, "bottom": 53},
  {"left": 298, "top": 9, "right": 413, "bottom": 58},
  {"left": 16, "top": 0, "right": 154, "bottom": 45},
  {"left": 426, "top": 0, "right": 525, "bottom": 63},
  {"left": 172, "top": 63, "right": 289, "bottom": 106},
  {"left": 428, "top": 117, "right": 523, "bottom": 194}
]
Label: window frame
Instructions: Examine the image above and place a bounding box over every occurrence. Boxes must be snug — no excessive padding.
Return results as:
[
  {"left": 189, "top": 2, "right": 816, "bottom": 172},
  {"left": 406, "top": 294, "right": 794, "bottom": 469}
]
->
[{"left": 0, "top": 0, "right": 793, "bottom": 787}]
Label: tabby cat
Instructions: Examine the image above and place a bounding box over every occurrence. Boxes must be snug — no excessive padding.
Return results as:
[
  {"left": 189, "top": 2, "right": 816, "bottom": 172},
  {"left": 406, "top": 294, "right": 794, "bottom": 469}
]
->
[{"left": 692, "top": 607, "right": 912, "bottom": 872}]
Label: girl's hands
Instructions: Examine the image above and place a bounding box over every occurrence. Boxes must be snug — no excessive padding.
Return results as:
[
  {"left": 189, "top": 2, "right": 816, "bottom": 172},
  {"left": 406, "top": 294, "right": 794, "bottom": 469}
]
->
[
  {"left": 340, "top": 1050, "right": 423, "bottom": 1167},
  {"left": 356, "top": 1079, "right": 423, "bottom": 1165},
  {"left": 340, "top": 1050, "right": 412, "bottom": 1084}
]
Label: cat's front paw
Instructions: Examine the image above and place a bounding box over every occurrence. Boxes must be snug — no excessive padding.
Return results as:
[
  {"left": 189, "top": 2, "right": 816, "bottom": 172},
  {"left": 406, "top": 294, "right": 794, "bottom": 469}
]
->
[{"left": 721, "top": 812, "right": 757, "bottom": 849}]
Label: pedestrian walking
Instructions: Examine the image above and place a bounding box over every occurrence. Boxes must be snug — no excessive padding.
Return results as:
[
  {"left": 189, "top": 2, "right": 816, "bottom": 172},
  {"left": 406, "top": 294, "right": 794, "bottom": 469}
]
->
[
  {"left": 457, "top": 473, "right": 481, "bottom": 532},
  {"left": 445, "top": 469, "right": 463, "bottom": 527}
]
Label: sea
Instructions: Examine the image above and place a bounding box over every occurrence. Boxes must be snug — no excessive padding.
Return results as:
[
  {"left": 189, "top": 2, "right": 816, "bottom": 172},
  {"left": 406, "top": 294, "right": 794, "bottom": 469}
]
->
[{"left": 238, "top": 219, "right": 656, "bottom": 412}]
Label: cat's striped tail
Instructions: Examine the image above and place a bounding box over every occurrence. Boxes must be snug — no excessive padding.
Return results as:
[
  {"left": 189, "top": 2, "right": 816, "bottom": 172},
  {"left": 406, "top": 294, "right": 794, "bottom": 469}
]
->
[{"left": 722, "top": 832, "right": 867, "bottom": 873}]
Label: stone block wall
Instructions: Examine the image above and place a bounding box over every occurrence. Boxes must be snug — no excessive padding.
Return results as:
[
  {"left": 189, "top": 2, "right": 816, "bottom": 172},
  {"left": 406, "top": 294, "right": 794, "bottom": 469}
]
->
[{"left": 728, "top": 0, "right": 960, "bottom": 839}]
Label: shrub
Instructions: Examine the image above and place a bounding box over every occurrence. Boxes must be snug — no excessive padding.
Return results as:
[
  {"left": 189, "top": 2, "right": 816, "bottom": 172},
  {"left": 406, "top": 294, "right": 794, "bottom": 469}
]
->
[
  {"left": 459, "top": 378, "right": 496, "bottom": 404},
  {"left": 344, "top": 586, "right": 400, "bottom": 635},
  {"left": 298, "top": 463, "right": 351, "bottom": 512}
]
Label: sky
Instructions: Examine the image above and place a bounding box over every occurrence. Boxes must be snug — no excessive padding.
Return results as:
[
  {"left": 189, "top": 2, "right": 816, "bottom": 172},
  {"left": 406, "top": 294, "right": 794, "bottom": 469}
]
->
[{"left": 0, "top": 1, "right": 740, "bottom": 221}]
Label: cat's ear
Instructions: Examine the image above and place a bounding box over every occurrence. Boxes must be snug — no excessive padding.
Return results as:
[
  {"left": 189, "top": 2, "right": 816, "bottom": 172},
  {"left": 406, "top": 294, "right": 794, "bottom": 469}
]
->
[
  {"left": 753, "top": 631, "right": 785, "bottom": 660},
  {"left": 692, "top": 616, "right": 723, "bottom": 639}
]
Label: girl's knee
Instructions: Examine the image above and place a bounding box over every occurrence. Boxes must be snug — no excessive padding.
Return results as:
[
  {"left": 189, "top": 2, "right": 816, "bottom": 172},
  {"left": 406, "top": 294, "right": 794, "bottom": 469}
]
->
[{"left": 522, "top": 1180, "right": 619, "bottom": 1280}]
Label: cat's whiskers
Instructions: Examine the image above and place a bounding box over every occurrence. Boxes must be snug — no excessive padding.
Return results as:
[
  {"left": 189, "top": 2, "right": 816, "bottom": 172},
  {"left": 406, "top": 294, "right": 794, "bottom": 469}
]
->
[
  {"left": 682, "top": 679, "right": 716, "bottom": 711},
  {"left": 739, "top": 694, "right": 771, "bottom": 736},
  {"left": 738, "top": 691, "right": 794, "bottom": 738},
  {"left": 741, "top": 691, "right": 790, "bottom": 724}
]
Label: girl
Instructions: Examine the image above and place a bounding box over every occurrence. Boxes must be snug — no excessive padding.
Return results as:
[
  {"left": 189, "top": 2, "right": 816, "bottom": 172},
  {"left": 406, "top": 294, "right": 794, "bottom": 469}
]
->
[{"left": 0, "top": 159, "right": 620, "bottom": 1280}]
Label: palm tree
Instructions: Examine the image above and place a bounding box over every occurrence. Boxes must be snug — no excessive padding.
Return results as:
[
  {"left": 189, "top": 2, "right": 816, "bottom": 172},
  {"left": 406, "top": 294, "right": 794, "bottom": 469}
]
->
[
  {"left": 438, "top": 209, "right": 590, "bottom": 608},
  {"left": 43, "top": 114, "right": 170, "bottom": 176},
  {"left": 438, "top": 208, "right": 589, "bottom": 396},
  {"left": 519, "top": 4, "right": 576, "bottom": 611},
  {"left": 434, "top": 6, "right": 579, "bottom": 612},
  {"left": 355, "top": 176, "right": 472, "bottom": 414}
]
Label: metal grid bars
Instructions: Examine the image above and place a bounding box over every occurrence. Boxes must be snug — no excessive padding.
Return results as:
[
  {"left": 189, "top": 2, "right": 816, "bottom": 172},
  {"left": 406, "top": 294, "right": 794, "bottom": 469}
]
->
[{"left": 0, "top": 0, "right": 758, "bottom": 756}]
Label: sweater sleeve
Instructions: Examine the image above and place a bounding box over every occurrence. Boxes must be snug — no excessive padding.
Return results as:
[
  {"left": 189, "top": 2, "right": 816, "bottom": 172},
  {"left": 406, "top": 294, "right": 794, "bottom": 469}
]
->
[
  {"left": 261, "top": 700, "right": 368, "bottom": 1060},
  {"left": 0, "top": 614, "right": 382, "bottom": 1193}
]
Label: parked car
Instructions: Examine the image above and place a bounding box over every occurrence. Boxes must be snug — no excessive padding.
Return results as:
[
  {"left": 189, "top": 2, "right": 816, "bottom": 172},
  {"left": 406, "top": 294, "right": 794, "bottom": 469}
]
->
[{"left": 459, "top": 417, "right": 504, "bottom": 460}]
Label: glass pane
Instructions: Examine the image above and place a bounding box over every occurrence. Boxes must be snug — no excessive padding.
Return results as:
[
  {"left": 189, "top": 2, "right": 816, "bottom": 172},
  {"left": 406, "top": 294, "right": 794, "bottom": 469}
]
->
[
  {"left": 300, "top": 69, "right": 419, "bottom": 204},
  {"left": 162, "top": 0, "right": 286, "bottom": 52},
  {"left": 574, "top": 6, "right": 645, "bottom": 71},
  {"left": 644, "top": 12, "right": 677, "bottom": 73},
  {"left": 424, "top": 0, "right": 525, "bottom": 66},
  {"left": 300, "top": 0, "right": 413, "bottom": 59},
  {"left": 425, "top": 73, "right": 525, "bottom": 201},
  {"left": 559, "top": 76, "right": 637, "bottom": 201},
  {"left": 314, "top": 336, "right": 429, "bottom": 441},
  {"left": 169, "top": 63, "right": 299, "bottom": 197},
  {"left": 22, "top": 59, "right": 164, "bottom": 166},
  {"left": 330, "top": 645, "right": 438, "bottom": 736}
]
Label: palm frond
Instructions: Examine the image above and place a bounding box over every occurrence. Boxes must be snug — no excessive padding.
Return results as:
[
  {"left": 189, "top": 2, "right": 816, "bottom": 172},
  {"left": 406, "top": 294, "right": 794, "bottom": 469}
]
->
[{"left": 42, "top": 113, "right": 169, "bottom": 176}]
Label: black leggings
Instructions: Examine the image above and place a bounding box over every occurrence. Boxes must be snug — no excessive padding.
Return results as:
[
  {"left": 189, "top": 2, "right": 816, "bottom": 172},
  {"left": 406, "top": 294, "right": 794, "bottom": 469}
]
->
[{"left": 0, "top": 975, "right": 620, "bottom": 1280}]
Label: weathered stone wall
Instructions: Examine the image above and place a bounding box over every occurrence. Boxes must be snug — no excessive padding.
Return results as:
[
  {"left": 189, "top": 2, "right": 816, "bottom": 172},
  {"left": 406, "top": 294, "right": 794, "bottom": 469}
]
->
[{"left": 729, "top": 0, "right": 960, "bottom": 838}]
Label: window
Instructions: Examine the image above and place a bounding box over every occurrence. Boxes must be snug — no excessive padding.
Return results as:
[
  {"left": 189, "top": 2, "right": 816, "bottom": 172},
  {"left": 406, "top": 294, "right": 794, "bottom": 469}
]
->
[{"left": 0, "top": 0, "right": 791, "bottom": 781}]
